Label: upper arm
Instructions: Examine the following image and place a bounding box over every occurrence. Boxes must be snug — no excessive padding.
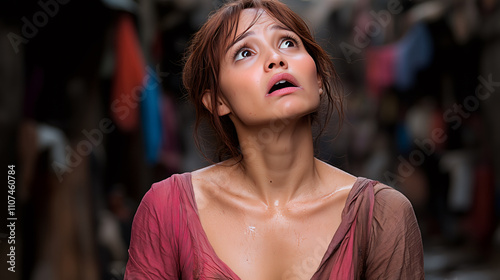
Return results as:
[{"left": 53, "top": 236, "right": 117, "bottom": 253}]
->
[
  {"left": 124, "top": 182, "right": 180, "bottom": 280},
  {"left": 365, "top": 185, "right": 424, "bottom": 279}
]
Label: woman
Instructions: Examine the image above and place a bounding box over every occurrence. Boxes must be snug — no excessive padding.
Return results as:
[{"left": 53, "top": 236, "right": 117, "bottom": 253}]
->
[{"left": 125, "top": 0, "right": 424, "bottom": 279}]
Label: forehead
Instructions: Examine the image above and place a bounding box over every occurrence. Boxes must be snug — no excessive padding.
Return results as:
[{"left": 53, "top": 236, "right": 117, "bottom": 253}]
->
[{"left": 236, "top": 8, "right": 282, "bottom": 34}]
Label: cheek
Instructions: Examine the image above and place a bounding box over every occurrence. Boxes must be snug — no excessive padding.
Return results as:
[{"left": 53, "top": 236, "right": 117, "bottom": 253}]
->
[
  {"left": 218, "top": 80, "right": 260, "bottom": 120},
  {"left": 304, "top": 56, "right": 318, "bottom": 83},
  {"left": 220, "top": 68, "right": 262, "bottom": 103},
  {"left": 293, "top": 54, "right": 318, "bottom": 86}
]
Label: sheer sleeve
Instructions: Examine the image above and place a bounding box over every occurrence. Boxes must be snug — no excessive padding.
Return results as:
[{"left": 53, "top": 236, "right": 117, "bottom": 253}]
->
[
  {"left": 124, "top": 181, "right": 181, "bottom": 279},
  {"left": 365, "top": 185, "right": 424, "bottom": 279}
]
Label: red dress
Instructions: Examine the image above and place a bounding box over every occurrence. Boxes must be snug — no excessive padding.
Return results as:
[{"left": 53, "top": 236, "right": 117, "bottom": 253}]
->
[{"left": 124, "top": 173, "right": 424, "bottom": 279}]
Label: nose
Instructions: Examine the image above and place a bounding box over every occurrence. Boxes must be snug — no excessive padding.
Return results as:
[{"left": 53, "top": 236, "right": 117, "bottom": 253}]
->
[{"left": 265, "top": 51, "right": 287, "bottom": 71}]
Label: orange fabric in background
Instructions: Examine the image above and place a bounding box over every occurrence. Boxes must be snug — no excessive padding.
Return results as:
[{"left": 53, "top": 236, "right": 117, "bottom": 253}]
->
[{"left": 111, "top": 13, "right": 146, "bottom": 132}]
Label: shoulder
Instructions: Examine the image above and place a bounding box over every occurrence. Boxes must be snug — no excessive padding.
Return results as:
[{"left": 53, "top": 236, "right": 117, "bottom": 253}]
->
[
  {"left": 190, "top": 160, "right": 240, "bottom": 204},
  {"left": 365, "top": 183, "right": 424, "bottom": 278},
  {"left": 147, "top": 173, "right": 190, "bottom": 197},
  {"left": 373, "top": 183, "right": 415, "bottom": 214},
  {"left": 138, "top": 173, "right": 193, "bottom": 214},
  {"left": 127, "top": 175, "right": 194, "bottom": 278},
  {"left": 315, "top": 158, "right": 357, "bottom": 193},
  {"left": 370, "top": 182, "right": 419, "bottom": 230},
  {"left": 191, "top": 159, "right": 238, "bottom": 184}
]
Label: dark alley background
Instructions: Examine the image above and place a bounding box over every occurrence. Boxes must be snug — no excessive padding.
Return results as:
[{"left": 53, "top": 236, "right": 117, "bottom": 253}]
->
[{"left": 1, "top": 0, "right": 500, "bottom": 279}]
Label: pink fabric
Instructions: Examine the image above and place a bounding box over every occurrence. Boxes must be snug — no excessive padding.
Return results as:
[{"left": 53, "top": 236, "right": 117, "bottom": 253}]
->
[
  {"left": 365, "top": 45, "right": 396, "bottom": 98},
  {"left": 125, "top": 173, "right": 424, "bottom": 279}
]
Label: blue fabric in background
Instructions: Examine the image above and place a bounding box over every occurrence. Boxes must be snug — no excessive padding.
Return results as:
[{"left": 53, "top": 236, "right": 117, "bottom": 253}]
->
[
  {"left": 396, "top": 122, "right": 412, "bottom": 156},
  {"left": 395, "top": 22, "right": 433, "bottom": 91},
  {"left": 141, "top": 66, "right": 162, "bottom": 164}
]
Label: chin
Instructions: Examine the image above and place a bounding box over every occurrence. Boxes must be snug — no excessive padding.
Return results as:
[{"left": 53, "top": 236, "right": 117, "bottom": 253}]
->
[{"left": 280, "top": 99, "right": 320, "bottom": 118}]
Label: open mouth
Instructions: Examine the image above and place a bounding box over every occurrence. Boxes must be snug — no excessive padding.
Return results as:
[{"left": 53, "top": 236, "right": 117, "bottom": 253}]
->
[{"left": 268, "top": 80, "right": 297, "bottom": 94}]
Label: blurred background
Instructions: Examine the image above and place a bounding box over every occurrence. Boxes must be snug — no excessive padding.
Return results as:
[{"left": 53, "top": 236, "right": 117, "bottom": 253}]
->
[{"left": 0, "top": 0, "right": 499, "bottom": 279}]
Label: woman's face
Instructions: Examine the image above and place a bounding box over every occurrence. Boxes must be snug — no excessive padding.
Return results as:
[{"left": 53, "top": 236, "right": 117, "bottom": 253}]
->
[{"left": 215, "top": 8, "right": 322, "bottom": 128}]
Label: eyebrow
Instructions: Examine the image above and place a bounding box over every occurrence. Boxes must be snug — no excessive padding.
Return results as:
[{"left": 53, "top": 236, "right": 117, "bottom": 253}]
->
[{"left": 225, "top": 24, "right": 293, "bottom": 53}]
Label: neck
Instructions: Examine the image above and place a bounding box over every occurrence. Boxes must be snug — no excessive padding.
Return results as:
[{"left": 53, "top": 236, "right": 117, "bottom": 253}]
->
[{"left": 234, "top": 117, "right": 319, "bottom": 206}]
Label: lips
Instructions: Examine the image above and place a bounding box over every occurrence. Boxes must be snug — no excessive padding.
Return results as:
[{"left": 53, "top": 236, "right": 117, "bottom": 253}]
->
[{"left": 266, "top": 73, "right": 301, "bottom": 96}]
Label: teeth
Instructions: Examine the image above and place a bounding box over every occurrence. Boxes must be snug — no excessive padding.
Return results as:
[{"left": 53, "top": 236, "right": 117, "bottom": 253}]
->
[{"left": 275, "top": 80, "right": 286, "bottom": 85}]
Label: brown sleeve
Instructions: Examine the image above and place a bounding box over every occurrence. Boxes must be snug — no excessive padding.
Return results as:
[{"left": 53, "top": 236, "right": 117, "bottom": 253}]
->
[{"left": 365, "top": 185, "right": 424, "bottom": 279}]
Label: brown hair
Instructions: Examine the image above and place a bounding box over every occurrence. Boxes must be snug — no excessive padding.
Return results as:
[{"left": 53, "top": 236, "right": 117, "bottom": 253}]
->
[{"left": 182, "top": 0, "right": 343, "bottom": 162}]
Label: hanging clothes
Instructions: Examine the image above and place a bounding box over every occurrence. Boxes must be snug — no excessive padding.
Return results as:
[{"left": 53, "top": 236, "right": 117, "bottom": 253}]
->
[
  {"left": 159, "top": 92, "right": 181, "bottom": 173},
  {"left": 111, "top": 13, "right": 146, "bottom": 132},
  {"left": 140, "top": 66, "right": 162, "bottom": 164},
  {"left": 394, "top": 22, "right": 433, "bottom": 91},
  {"left": 101, "top": 0, "right": 137, "bottom": 13},
  {"left": 365, "top": 44, "right": 397, "bottom": 98}
]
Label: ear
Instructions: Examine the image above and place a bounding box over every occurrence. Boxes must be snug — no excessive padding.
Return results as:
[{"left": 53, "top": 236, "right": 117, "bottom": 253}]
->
[
  {"left": 317, "top": 76, "right": 323, "bottom": 95},
  {"left": 202, "top": 90, "right": 231, "bottom": 116}
]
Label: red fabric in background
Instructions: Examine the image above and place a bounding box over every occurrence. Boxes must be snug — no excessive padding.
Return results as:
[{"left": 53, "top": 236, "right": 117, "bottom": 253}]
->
[
  {"left": 111, "top": 13, "right": 146, "bottom": 132},
  {"left": 365, "top": 45, "right": 396, "bottom": 99}
]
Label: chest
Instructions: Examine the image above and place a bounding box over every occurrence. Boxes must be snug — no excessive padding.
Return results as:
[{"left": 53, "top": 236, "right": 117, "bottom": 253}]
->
[{"left": 198, "top": 203, "right": 344, "bottom": 280}]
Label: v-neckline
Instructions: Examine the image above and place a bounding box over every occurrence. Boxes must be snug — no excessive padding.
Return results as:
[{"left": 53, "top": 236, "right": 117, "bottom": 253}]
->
[{"left": 184, "top": 173, "right": 366, "bottom": 280}]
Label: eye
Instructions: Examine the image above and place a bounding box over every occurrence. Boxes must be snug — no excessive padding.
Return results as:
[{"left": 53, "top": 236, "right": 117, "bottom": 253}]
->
[
  {"left": 279, "top": 39, "right": 296, "bottom": 49},
  {"left": 235, "top": 49, "right": 253, "bottom": 61}
]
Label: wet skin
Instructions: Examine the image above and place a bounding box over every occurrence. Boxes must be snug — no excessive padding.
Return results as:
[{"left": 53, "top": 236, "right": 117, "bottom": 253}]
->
[{"left": 193, "top": 8, "right": 356, "bottom": 280}]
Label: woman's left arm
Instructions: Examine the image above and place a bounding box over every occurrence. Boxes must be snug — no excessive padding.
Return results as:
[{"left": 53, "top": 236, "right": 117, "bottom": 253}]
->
[{"left": 365, "top": 186, "right": 425, "bottom": 279}]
